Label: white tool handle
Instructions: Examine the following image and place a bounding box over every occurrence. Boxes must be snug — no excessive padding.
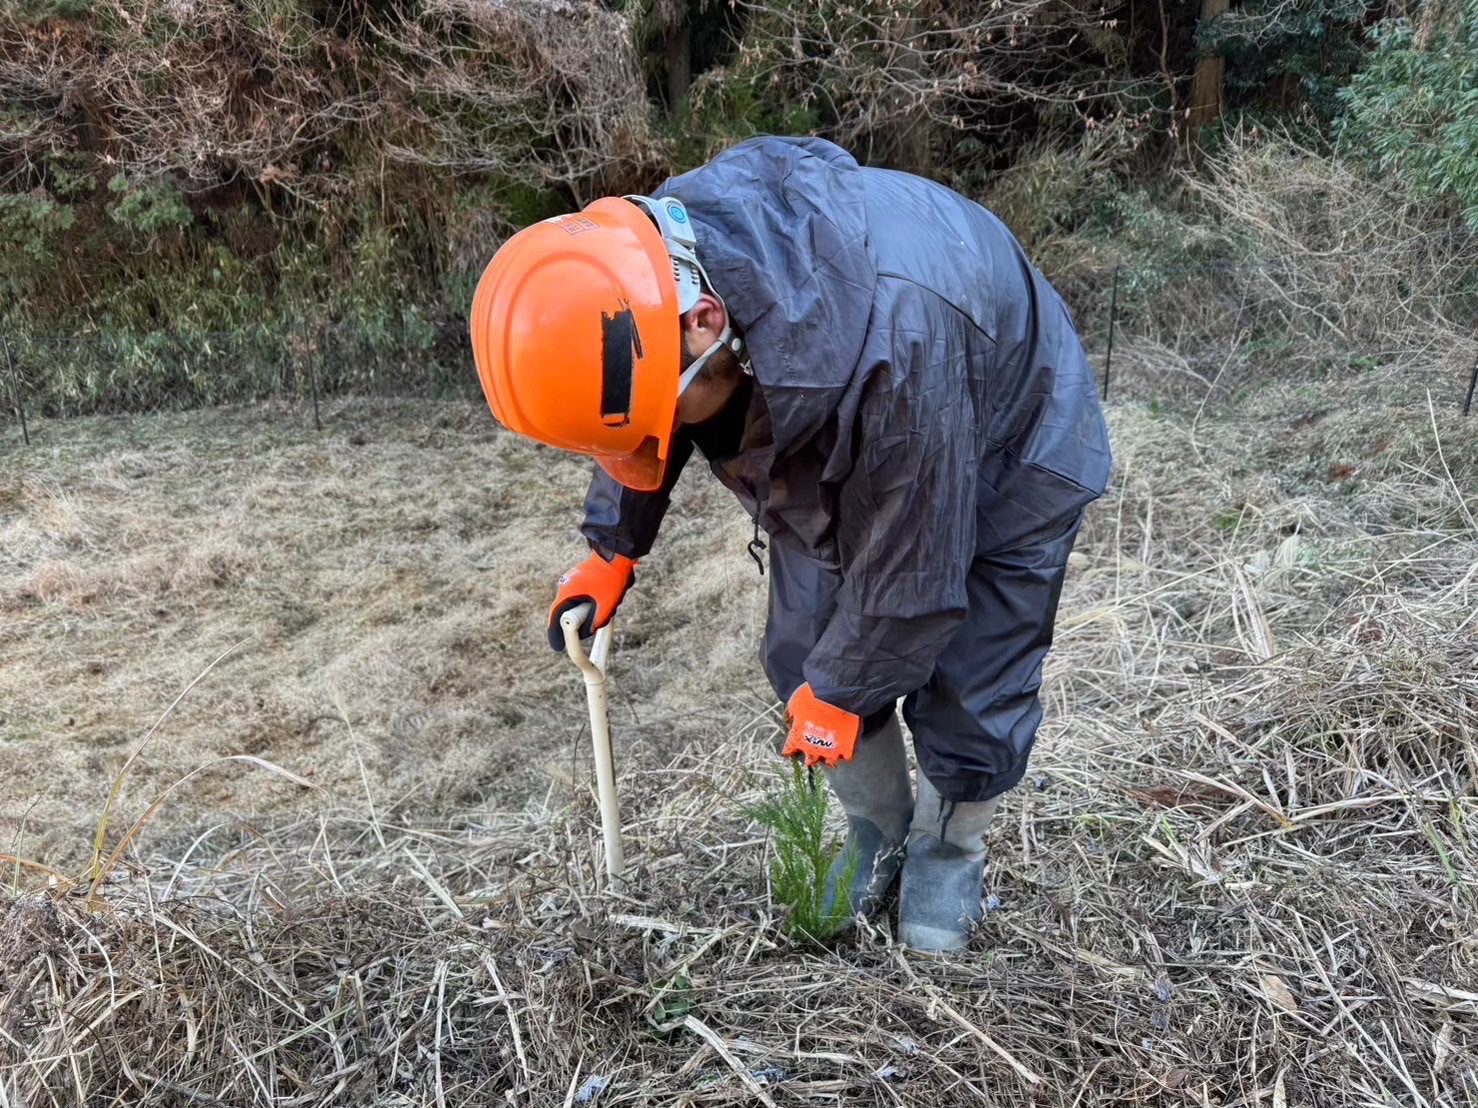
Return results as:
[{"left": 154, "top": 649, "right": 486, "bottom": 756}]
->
[{"left": 561, "top": 603, "right": 624, "bottom": 892}]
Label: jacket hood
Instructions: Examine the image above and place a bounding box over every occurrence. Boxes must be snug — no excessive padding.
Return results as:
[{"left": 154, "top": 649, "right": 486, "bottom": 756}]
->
[{"left": 654, "top": 137, "right": 877, "bottom": 462}]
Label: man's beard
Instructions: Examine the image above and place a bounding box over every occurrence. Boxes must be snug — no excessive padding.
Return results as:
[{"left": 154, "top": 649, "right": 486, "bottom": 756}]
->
[{"left": 680, "top": 340, "right": 742, "bottom": 384}]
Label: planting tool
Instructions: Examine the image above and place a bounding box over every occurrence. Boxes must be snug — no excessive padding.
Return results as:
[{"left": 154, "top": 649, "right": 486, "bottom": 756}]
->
[{"left": 561, "top": 603, "right": 625, "bottom": 892}]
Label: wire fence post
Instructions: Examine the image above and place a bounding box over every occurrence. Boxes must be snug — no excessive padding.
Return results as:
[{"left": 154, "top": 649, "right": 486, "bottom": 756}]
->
[
  {"left": 1464, "top": 351, "right": 1477, "bottom": 417},
  {"left": 1101, "top": 264, "right": 1121, "bottom": 401},
  {"left": 3, "top": 336, "right": 29, "bottom": 446},
  {"left": 303, "top": 319, "right": 323, "bottom": 431}
]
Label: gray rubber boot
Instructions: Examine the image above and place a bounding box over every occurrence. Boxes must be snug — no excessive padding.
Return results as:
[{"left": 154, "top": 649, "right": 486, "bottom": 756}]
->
[
  {"left": 897, "top": 772, "right": 1002, "bottom": 951},
  {"left": 819, "top": 714, "right": 913, "bottom": 920}
]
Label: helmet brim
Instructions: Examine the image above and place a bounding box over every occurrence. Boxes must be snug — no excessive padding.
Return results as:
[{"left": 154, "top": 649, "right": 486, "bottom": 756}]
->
[{"left": 595, "top": 436, "right": 667, "bottom": 493}]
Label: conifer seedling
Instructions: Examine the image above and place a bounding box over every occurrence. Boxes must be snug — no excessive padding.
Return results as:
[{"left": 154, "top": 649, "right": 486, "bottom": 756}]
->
[{"left": 747, "top": 760, "right": 857, "bottom": 943}]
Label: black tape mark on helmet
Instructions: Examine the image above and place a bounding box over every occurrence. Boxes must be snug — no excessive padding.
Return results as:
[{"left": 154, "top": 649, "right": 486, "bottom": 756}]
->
[{"left": 600, "top": 304, "right": 642, "bottom": 427}]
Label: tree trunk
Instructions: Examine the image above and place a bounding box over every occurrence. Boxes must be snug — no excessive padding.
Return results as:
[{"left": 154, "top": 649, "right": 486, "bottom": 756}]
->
[
  {"left": 663, "top": 7, "right": 692, "bottom": 110},
  {"left": 879, "top": 10, "right": 933, "bottom": 175},
  {"left": 1187, "top": 0, "right": 1230, "bottom": 130}
]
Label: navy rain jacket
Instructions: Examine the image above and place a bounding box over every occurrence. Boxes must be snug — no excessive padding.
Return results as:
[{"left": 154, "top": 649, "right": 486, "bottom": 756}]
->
[{"left": 581, "top": 138, "right": 1111, "bottom": 786}]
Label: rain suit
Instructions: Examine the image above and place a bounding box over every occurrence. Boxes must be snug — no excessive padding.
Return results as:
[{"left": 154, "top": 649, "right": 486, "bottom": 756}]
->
[{"left": 582, "top": 137, "right": 1112, "bottom": 802}]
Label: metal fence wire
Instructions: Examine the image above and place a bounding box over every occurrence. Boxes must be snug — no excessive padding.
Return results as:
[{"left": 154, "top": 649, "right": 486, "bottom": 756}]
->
[
  {"left": 0, "top": 317, "right": 481, "bottom": 432},
  {"left": 2, "top": 250, "right": 1476, "bottom": 442}
]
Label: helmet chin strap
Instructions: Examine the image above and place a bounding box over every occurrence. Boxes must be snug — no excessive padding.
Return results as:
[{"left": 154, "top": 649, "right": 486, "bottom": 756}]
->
[{"left": 677, "top": 321, "right": 744, "bottom": 396}]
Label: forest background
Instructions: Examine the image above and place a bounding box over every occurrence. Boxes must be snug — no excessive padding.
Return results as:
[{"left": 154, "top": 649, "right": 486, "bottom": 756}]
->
[{"left": 2, "top": 0, "right": 1477, "bottom": 415}]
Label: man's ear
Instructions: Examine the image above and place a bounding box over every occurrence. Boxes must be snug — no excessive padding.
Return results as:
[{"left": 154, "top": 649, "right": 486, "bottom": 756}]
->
[{"left": 682, "top": 292, "right": 727, "bottom": 340}]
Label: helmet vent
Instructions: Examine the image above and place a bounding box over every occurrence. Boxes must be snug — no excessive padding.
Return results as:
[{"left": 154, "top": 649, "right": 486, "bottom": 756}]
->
[{"left": 672, "top": 257, "right": 704, "bottom": 314}]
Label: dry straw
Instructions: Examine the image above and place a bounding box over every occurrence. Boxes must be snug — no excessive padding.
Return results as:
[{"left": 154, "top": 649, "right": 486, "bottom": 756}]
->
[{"left": 2, "top": 362, "right": 1476, "bottom": 1104}]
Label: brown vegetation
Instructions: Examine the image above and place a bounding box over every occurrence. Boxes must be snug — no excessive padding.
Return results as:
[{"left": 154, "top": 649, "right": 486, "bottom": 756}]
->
[{"left": 2, "top": 353, "right": 1475, "bottom": 1104}]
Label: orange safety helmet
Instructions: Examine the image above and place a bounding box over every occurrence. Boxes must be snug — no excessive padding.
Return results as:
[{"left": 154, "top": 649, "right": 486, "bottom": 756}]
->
[{"left": 469, "top": 194, "right": 739, "bottom": 492}]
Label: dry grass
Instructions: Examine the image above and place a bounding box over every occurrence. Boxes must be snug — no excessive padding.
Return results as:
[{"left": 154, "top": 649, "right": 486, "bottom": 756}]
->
[
  {"left": 0, "top": 398, "right": 767, "bottom": 870},
  {"left": 1051, "top": 136, "right": 1478, "bottom": 413},
  {"left": 2, "top": 363, "right": 1476, "bottom": 1105}
]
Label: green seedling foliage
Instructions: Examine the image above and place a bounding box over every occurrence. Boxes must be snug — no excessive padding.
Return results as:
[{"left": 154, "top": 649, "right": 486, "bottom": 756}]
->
[
  {"left": 1212, "top": 507, "right": 1247, "bottom": 534},
  {"left": 745, "top": 759, "right": 856, "bottom": 944},
  {"left": 648, "top": 973, "right": 694, "bottom": 1034}
]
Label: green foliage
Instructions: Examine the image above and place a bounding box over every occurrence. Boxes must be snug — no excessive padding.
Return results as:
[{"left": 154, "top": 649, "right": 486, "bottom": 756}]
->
[
  {"left": 0, "top": 0, "right": 669, "bottom": 409},
  {"left": 46, "top": 153, "right": 97, "bottom": 200},
  {"left": 10, "top": 0, "right": 92, "bottom": 22},
  {"left": 106, "top": 175, "right": 194, "bottom": 235},
  {"left": 1338, "top": 1, "right": 1478, "bottom": 229},
  {"left": 745, "top": 760, "right": 855, "bottom": 944},
  {"left": 667, "top": 69, "right": 819, "bottom": 169},
  {"left": 986, "top": 123, "right": 1175, "bottom": 254},
  {"left": 1212, "top": 507, "right": 1247, "bottom": 534},
  {"left": 0, "top": 193, "right": 76, "bottom": 266},
  {"left": 1198, "top": 0, "right": 1375, "bottom": 123},
  {"left": 0, "top": 0, "right": 1473, "bottom": 415},
  {"left": 0, "top": 194, "right": 78, "bottom": 314},
  {"left": 647, "top": 974, "right": 694, "bottom": 1031},
  {"left": 988, "top": 143, "right": 1115, "bottom": 249}
]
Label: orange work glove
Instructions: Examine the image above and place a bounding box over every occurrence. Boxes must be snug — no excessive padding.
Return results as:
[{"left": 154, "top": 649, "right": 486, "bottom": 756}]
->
[
  {"left": 781, "top": 683, "right": 862, "bottom": 767},
  {"left": 548, "top": 551, "right": 637, "bottom": 651}
]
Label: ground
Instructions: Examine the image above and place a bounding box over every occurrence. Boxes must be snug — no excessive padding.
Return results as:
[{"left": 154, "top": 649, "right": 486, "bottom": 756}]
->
[
  {"left": 0, "top": 398, "right": 770, "bottom": 863},
  {"left": 1, "top": 363, "right": 1475, "bottom": 1106}
]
